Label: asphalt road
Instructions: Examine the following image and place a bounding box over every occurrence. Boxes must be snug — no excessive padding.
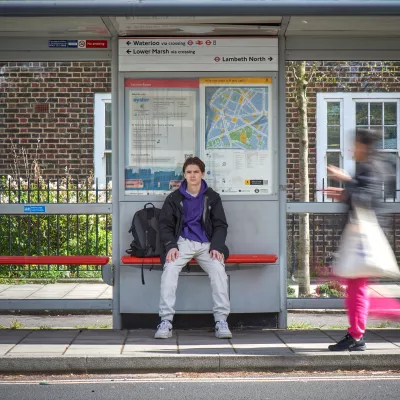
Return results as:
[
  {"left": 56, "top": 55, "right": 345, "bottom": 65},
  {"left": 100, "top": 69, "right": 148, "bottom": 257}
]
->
[{"left": 0, "top": 373, "right": 399, "bottom": 400}]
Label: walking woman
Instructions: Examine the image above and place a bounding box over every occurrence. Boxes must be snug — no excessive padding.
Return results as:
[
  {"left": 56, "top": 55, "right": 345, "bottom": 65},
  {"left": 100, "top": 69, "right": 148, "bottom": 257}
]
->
[{"left": 324, "top": 128, "right": 390, "bottom": 351}]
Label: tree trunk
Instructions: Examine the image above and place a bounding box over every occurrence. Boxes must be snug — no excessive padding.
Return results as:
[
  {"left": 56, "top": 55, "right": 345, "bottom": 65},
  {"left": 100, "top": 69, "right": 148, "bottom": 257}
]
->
[{"left": 294, "top": 61, "right": 310, "bottom": 296}]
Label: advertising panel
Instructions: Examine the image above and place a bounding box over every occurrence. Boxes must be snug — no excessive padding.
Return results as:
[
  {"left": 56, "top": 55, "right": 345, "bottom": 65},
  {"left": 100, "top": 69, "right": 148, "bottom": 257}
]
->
[{"left": 125, "top": 79, "right": 197, "bottom": 195}]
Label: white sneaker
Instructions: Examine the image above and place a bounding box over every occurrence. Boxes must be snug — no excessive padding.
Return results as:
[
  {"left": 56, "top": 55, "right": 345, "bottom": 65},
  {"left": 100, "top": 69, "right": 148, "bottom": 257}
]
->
[
  {"left": 215, "top": 320, "right": 232, "bottom": 339},
  {"left": 154, "top": 320, "right": 173, "bottom": 339}
]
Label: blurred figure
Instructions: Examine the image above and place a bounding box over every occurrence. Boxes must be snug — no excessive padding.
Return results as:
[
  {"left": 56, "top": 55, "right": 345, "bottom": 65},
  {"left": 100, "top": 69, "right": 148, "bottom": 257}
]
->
[{"left": 324, "top": 128, "right": 392, "bottom": 351}]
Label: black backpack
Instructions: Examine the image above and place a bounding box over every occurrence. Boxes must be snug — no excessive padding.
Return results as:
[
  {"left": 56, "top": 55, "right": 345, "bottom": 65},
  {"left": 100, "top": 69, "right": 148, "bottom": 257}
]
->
[{"left": 126, "top": 203, "right": 162, "bottom": 284}]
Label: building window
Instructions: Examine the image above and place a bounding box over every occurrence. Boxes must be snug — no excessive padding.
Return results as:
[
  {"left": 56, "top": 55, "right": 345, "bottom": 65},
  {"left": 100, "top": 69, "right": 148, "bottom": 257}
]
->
[
  {"left": 94, "top": 93, "right": 112, "bottom": 187},
  {"left": 317, "top": 93, "right": 399, "bottom": 201}
]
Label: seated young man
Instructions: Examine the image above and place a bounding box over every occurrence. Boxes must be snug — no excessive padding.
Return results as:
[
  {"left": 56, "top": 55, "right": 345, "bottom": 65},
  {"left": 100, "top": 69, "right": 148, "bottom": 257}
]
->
[{"left": 155, "top": 157, "right": 232, "bottom": 339}]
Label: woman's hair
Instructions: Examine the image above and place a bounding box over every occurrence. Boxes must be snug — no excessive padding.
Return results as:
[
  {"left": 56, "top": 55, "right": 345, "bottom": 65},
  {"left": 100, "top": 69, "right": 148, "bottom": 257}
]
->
[
  {"left": 356, "top": 128, "right": 380, "bottom": 148},
  {"left": 182, "top": 157, "right": 206, "bottom": 174}
]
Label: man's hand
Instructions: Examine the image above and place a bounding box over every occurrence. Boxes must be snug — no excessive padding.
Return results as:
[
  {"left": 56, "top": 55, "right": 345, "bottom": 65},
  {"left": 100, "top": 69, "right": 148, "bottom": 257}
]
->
[
  {"left": 210, "top": 250, "right": 224, "bottom": 262},
  {"left": 323, "top": 186, "right": 345, "bottom": 201},
  {"left": 327, "top": 165, "right": 351, "bottom": 183},
  {"left": 166, "top": 248, "right": 179, "bottom": 263}
]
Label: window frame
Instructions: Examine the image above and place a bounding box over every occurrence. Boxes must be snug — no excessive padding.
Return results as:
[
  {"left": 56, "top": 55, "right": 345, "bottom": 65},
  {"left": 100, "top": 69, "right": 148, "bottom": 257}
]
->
[
  {"left": 316, "top": 92, "right": 400, "bottom": 202},
  {"left": 94, "top": 93, "right": 112, "bottom": 187}
]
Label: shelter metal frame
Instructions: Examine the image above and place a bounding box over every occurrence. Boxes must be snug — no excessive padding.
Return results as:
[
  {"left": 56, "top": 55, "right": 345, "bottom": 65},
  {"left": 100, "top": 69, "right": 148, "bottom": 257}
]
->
[{"left": 1, "top": 1, "right": 400, "bottom": 326}]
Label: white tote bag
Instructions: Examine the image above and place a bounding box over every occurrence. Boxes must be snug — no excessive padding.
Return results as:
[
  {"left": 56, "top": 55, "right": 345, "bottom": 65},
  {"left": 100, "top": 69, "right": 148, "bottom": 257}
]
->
[{"left": 334, "top": 207, "right": 400, "bottom": 279}]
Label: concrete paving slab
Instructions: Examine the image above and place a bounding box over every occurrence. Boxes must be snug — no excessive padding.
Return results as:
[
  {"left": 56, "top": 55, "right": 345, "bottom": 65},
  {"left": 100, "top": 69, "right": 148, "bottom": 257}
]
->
[
  {"left": 126, "top": 330, "right": 175, "bottom": 342},
  {"left": 123, "top": 345, "right": 178, "bottom": 355},
  {"left": 0, "top": 344, "right": 18, "bottom": 355},
  {"left": 0, "top": 286, "right": 44, "bottom": 299},
  {"left": 0, "top": 330, "right": 32, "bottom": 340},
  {"left": 75, "top": 330, "right": 126, "bottom": 338},
  {"left": 98, "top": 287, "right": 112, "bottom": 299},
  {"left": 230, "top": 343, "right": 292, "bottom": 356},
  {"left": 368, "top": 284, "right": 400, "bottom": 297},
  {"left": 9, "top": 345, "right": 68, "bottom": 354},
  {"left": 65, "top": 347, "right": 122, "bottom": 352},
  {"left": 179, "top": 344, "right": 234, "bottom": 355},
  {"left": 229, "top": 331, "right": 291, "bottom": 354},
  {"left": 0, "top": 285, "right": 10, "bottom": 294}
]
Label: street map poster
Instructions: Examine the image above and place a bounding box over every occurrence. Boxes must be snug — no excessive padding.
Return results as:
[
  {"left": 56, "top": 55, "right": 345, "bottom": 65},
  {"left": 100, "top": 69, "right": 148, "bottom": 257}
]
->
[
  {"left": 200, "top": 77, "right": 273, "bottom": 195},
  {"left": 125, "top": 79, "right": 197, "bottom": 195}
]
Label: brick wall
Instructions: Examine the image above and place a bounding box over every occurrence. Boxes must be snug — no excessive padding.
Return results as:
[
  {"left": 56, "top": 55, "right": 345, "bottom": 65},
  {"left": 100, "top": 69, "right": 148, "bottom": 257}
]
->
[
  {"left": 3, "top": 60, "right": 399, "bottom": 185},
  {"left": 0, "top": 61, "right": 111, "bottom": 181}
]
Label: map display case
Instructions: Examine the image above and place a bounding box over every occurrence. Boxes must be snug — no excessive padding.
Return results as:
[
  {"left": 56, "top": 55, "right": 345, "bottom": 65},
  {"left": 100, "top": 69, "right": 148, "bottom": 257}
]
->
[{"left": 200, "top": 77, "right": 273, "bottom": 195}]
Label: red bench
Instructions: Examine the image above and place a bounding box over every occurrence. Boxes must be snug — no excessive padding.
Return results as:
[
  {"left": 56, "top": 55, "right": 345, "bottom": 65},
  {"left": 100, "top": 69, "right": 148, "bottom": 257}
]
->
[
  {"left": 0, "top": 256, "right": 110, "bottom": 265},
  {"left": 121, "top": 254, "right": 278, "bottom": 266}
]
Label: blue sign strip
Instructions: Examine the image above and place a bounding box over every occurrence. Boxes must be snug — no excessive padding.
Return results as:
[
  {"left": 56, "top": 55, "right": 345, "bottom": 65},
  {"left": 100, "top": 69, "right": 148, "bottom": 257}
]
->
[
  {"left": 48, "top": 40, "right": 78, "bottom": 48},
  {"left": 24, "top": 206, "right": 46, "bottom": 213}
]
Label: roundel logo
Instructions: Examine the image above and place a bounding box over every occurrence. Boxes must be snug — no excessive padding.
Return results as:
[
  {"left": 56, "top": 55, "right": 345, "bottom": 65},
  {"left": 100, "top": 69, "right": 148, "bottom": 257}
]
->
[
  {"left": 255, "top": 189, "right": 260, "bottom": 193},
  {"left": 205, "top": 40, "right": 211, "bottom": 45},
  {"left": 214, "top": 56, "right": 221, "bottom": 62},
  {"left": 78, "top": 40, "right": 86, "bottom": 48},
  {"left": 187, "top": 40, "right": 193, "bottom": 46}
]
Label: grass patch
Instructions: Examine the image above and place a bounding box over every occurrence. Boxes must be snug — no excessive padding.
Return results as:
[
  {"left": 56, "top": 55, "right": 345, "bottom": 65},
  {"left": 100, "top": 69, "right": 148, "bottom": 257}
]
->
[
  {"left": 0, "top": 278, "right": 26, "bottom": 285},
  {"left": 9, "top": 319, "right": 24, "bottom": 329},
  {"left": 288, "top": 322, "right": 313, "bottom": 330},
  {"left": 74, "top": 323, "right": 111, "bottom": 330},
  {"left": 39, "top": 325, "right": 53, "bottom": 330},
  {"left": 327, "top": 325, "right": 348, "bottom": 330},
  {"left": 370, "top": 321, "right": 394, "bottom": 329}
]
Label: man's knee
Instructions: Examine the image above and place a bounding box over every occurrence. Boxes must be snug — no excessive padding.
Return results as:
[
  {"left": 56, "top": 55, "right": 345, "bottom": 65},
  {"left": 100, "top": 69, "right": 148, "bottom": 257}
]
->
[{"left": 208, "top": 260, "right": 227, "bottom": 277}]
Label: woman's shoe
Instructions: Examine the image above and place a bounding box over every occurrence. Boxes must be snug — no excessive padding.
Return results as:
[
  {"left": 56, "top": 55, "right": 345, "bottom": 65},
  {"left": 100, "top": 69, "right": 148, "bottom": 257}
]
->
[{"left": 328, "top": 333, "right": 366, "bottom": 351}]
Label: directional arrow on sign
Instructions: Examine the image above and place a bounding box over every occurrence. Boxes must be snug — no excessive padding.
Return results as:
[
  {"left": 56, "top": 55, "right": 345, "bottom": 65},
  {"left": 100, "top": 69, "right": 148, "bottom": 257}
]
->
[
  {"left": 268, "top": 57, "right": 273, "bottom": 61},
  {"left": 126, "top": 49, "right": 131, "bottom": 54},
  {"left": 126, "top": 41, "right": 131, "bottom": 46}
]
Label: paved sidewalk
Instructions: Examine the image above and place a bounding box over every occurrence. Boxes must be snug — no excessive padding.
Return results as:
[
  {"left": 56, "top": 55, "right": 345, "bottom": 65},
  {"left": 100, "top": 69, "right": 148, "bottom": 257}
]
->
[
  {"left": 1, "top": 282, "right": 398, "bottom": 300},
  {"left": 0, "top": 328, "right": 399, "bottom": 374},
  {"left": 0, "top": 283, "right": 112, "bottom": 300}
]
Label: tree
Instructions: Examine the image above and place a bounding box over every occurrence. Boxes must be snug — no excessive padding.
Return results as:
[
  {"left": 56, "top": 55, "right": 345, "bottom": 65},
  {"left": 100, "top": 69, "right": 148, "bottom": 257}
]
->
[{"left": 292, "top": 61, "right": 310, "bottom": 296}]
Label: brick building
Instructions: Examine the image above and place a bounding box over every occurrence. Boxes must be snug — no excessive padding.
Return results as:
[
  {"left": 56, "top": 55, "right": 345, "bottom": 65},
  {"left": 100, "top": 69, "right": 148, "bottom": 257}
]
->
[
  {"left": 2, "top": 60, "right": 399, "bottom": 190},
  {"left": 0, "top": 61, "right": 111, "bottom": 183},
  {"left": 2, "top": 60, "right": 400, "bottom": 277}
]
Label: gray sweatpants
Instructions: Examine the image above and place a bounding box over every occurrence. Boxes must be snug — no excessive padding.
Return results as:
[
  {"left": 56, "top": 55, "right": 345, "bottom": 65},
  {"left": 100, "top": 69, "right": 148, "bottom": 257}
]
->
[{"left": 159, "top": 237, "right": 230, "bottom": 322}]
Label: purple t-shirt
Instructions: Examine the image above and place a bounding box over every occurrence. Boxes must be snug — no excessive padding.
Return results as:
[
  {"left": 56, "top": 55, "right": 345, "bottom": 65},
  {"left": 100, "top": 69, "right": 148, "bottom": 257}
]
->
[{"left": 179, "top": 179, "right": 209, "bottom": 243}]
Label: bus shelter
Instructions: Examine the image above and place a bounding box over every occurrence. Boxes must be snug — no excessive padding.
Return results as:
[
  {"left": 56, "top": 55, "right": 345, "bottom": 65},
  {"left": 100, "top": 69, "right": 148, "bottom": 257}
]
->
[{"left": 1, "top": 1, "right": 400, "bottom": 329}]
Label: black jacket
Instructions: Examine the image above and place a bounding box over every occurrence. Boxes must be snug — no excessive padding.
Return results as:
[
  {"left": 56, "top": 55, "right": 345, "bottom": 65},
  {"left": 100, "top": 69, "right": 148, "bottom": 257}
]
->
[
  {"left": 159, "top": 187, "right": 229, "bottom": 264},
  {"left": 344, "top": 157, "right": 394, "bottom": 228},
  {"left": 345, "top": 161, "right": 381, "bottom": 211}
]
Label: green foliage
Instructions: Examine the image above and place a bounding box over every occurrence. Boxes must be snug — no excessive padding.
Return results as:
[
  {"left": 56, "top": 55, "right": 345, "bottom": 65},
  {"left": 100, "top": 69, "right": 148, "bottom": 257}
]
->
[
  {"left": 0, "top": 175, "right": 112, "bottom": 280},
  {"left": 287, "top": 286, "right": 296, "bottom": 297},
  {"left": 315, "top": 281, "right": 346, "bottom": 298}
]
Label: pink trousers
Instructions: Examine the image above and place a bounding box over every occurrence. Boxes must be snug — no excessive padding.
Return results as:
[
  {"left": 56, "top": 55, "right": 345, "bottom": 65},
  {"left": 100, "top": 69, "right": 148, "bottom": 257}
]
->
[{"left": 345, "top": 278, "right": 369, "bottom": 339}]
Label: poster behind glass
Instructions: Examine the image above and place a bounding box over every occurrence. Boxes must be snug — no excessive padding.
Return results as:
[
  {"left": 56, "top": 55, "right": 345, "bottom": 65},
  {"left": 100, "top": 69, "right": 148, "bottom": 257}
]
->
[
  {"left": 200, "top": 77, "right": 273, "bottom": 195},
  {"left": 125, "top": 79, "right": 197, "bottom": 195}
]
